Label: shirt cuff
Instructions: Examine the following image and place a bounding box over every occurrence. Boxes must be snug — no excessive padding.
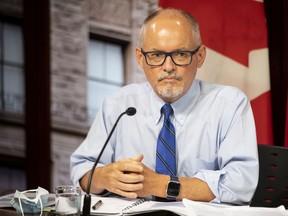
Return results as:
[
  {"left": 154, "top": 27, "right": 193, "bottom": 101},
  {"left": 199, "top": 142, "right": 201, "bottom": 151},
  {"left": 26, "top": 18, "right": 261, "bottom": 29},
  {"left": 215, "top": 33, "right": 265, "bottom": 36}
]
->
[{"left": 193, "top": 169, "right": 227, "bottom": 203}]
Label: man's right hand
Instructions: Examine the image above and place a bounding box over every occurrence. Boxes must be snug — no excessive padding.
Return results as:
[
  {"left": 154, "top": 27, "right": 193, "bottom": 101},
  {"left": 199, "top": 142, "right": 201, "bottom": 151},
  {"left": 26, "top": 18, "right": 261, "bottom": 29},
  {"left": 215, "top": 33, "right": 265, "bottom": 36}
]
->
[{"left": 80, "top": 154, "right": 145, "bottom": 198}]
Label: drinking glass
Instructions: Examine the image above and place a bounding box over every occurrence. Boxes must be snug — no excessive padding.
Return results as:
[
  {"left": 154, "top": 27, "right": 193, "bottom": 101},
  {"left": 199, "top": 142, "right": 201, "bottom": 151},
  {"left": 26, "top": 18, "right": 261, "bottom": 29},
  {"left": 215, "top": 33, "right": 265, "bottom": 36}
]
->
[{"left": 55, "top": 185, "right": 81, "bottom": 215}]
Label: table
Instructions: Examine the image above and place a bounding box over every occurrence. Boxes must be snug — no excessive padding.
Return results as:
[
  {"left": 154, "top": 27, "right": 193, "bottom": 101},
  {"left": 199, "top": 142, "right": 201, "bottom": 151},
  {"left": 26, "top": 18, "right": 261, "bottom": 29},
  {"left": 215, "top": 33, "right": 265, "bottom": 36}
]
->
[
  {"left": 0, "top": 208, "right": 178, "bottom": 216},
  {"left": 0, "top": 208, "right": 51, "bottom": 216}
]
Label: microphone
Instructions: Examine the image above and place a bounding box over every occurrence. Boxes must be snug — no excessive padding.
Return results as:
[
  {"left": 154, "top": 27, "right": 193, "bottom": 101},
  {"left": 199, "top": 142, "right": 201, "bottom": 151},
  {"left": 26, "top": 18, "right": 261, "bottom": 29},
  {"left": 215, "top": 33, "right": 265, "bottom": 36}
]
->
[{"left": 82, "top": 107, "right": 137, "bottom": 216}]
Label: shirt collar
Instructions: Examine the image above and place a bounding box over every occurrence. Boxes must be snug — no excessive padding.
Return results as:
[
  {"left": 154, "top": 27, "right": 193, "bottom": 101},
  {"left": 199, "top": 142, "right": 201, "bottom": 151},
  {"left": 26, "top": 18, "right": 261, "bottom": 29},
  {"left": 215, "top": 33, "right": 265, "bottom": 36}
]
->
[{"left": 150, "top": 80, "right": 200, "bottom": 126}]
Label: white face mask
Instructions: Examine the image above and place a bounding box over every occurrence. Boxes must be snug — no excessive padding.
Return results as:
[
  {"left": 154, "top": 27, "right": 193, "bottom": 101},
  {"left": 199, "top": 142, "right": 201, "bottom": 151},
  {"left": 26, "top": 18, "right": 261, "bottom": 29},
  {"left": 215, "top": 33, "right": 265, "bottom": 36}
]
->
[{"left": 10, "top": 187, "right": 49, "bottom": 216}]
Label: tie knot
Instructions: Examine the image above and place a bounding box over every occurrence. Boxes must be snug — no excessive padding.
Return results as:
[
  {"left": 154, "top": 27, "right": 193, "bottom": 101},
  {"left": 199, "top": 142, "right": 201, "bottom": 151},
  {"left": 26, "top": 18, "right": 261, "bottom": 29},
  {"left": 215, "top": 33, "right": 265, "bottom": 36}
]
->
[{"left": 161, "top": 103, "right": 173, "bottom": 120}]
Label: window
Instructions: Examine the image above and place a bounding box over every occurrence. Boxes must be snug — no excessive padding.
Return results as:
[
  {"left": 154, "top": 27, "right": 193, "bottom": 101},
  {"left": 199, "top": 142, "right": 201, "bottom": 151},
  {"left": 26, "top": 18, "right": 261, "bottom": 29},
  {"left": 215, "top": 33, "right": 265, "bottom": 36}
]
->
[
  {"left": 87, "top": 39, "right": 124, "bottom": 123},
  {"left": 0, "top": 21, "right": 24, "bottom": 114}
]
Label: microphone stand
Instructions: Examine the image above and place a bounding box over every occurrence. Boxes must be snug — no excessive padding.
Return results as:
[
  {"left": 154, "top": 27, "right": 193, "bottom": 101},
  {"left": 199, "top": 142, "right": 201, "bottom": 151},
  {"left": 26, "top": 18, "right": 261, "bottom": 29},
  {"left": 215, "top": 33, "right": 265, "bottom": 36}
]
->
[{"left": 82, "top": 108, "right": 136, "bottom": 216}]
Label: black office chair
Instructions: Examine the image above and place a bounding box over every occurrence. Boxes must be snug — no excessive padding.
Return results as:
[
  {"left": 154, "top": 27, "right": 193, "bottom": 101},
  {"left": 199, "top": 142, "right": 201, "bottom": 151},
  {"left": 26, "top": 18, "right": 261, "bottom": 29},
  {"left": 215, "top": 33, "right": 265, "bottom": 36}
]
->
[{"left": 250, "top": 144, "right": 288, "bottom": 209}]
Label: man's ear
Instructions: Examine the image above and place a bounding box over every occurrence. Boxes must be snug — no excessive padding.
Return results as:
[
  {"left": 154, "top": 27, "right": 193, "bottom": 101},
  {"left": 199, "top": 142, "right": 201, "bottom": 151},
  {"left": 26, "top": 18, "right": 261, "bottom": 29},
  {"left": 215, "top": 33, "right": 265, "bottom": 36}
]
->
[
  {"left": 197, "top": 45, "right": 206, "bottom": 68},
  {"left": 136, "top": 47, "right": 144, "bottom": 68}
]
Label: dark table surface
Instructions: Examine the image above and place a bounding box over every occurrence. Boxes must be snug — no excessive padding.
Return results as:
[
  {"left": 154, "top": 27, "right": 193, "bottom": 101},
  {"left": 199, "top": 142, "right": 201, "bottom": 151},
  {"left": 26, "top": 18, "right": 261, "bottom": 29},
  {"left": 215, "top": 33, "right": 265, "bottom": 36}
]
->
[
  {"left": 0, "top": 208, "right": 178, "bottom": 216},
  {"left": 0, "top": 208, "right": 48, "bottom": 216}
]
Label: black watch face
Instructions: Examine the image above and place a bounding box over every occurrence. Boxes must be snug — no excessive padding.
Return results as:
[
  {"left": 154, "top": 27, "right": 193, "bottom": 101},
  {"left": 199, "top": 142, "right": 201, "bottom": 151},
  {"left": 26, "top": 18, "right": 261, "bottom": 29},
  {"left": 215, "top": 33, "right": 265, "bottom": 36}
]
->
[{"left": 168, "top": 181, "right": 180, "bottom": 196}]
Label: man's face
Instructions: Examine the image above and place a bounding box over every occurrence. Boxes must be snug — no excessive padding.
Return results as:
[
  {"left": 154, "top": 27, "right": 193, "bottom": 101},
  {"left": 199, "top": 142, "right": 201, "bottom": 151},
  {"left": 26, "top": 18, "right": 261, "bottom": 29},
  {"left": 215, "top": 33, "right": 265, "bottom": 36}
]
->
[{"left": 136, "top": 12, "right": 206, "bottom": 103}]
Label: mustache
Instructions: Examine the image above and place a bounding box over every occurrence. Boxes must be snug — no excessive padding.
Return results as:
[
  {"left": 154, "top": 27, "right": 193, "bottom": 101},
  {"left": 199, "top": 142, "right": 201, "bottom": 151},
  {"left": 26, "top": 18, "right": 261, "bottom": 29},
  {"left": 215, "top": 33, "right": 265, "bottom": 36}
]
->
[{"left": 158, "top": 73, "right": 183, "bottom": 82}]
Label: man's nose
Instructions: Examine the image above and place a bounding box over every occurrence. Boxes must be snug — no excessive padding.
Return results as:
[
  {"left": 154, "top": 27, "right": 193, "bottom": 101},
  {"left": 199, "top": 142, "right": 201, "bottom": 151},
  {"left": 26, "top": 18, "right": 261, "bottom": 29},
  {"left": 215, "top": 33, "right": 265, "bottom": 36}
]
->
[{"left": 162, "top": 56, "right": 176, "bottom": 72}]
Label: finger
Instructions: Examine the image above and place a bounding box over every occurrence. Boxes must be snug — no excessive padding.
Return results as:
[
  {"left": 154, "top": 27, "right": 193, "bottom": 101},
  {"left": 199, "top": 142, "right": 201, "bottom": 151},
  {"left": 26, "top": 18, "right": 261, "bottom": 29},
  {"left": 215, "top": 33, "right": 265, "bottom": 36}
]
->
[
  {"left": 117, "top": 154, "right": 144, "bottom": 163},
  {"left": 133, "top": 154, "right": 144, "bottom": 162},
  {"left": 105, "top": 177, "right": 143, "bottom": 198},
  {"left": 118, "top": 181, "right": 143, "bottom": 192},
  {"left": 114, "top": 183, "right": 143, "bottom": 196},
  {"left": 102, "top": 177, "right": 142, "bottom": 199},
  {"left": 118, "top": 157, "right": 131, "bottom": 162},
  {"left": 104, "top": 162, "right": 144, "bottom": 182},
  {"left": 118, "top": 161, "right": 143, "bottom": 173},
  {"left": 119, "top": 172, "right": 144, "bottom": 183},
  {"left": 118, "top": 157, "right": 138, "bottom": 163}
]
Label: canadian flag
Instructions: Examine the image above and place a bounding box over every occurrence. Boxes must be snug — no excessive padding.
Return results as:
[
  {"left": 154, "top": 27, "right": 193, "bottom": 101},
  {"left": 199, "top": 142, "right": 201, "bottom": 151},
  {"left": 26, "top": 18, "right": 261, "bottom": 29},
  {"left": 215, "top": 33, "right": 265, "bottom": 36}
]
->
[{"left": 159, "top": 0, "right": 273, "bottom": 145}]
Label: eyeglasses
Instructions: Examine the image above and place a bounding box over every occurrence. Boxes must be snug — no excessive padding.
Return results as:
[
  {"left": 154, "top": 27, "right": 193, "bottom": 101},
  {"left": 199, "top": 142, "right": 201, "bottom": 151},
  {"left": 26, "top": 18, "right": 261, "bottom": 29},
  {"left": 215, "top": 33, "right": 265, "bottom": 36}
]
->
[{"left": 141, "top": 46, "right": 200, "bottom": 66}]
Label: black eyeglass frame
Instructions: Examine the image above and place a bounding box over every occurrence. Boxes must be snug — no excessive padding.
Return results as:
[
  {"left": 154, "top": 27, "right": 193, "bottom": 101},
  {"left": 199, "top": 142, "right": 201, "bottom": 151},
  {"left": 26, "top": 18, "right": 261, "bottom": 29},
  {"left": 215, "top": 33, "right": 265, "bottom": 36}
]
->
[{"left": 141, "top": 46, "right": 200, "bottom": 66}]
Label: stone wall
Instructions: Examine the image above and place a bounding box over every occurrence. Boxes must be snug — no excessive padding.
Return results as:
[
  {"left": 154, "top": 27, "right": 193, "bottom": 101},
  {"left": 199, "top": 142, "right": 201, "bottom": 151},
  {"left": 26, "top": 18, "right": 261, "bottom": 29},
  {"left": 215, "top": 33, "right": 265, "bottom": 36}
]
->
[
  {"left": 50, "top": 0, "right": 90, "bottom": 188},
  {"left": 0, "top": 0, "right": 22, "bottom": 17},
  {"left": 51, "top": 0, "right": 89, "bottom": 130},
  {"left": 50, "top": 0, "right": 158, "bottom": 188},
  {"left": 0, "top": 0, "right": 159, "bottom": 191}
]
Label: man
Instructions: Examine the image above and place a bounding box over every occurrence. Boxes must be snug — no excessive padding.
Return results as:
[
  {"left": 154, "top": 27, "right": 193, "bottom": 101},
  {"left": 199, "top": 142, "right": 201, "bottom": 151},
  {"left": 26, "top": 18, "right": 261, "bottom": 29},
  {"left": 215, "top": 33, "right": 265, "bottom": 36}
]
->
[{"left": 71, "top": 8, "right": 259, "bottom": 204}]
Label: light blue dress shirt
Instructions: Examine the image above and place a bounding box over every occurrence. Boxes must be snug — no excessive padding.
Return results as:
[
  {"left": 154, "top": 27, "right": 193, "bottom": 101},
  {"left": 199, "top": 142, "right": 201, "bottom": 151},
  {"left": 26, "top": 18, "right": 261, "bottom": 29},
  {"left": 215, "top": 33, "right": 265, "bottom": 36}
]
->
[{"left": 70, "top": 79, "right": 259, "bottom": 205}]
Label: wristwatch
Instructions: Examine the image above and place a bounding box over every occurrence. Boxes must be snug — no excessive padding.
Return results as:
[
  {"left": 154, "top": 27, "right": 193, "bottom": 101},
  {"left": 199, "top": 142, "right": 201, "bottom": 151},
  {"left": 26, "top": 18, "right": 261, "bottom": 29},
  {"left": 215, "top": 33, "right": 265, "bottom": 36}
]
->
[{"left": 166, "top": 176, "right": 181, "bottom": 200}]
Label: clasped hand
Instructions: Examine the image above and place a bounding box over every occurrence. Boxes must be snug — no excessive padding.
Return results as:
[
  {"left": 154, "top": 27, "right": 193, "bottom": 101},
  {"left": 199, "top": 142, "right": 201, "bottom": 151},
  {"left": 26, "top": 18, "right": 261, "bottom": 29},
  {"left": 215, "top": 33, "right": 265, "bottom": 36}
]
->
[{"left": 92, "top": 154, "right": 159, "bottom": 198}]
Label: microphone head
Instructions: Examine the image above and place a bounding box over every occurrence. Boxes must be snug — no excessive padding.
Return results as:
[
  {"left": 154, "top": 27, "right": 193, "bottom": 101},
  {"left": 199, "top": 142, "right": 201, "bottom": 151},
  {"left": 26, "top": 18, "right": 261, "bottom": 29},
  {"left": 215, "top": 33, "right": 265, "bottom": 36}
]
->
[{"left": 126, "top": 107, "right": 136, "bottom": 116}]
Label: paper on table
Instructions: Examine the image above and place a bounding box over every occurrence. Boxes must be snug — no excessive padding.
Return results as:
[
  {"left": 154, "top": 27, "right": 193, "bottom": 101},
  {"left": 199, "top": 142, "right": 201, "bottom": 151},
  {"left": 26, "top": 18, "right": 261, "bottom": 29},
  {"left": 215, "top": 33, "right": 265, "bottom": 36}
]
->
[
  {"left": 183, "top": 199, "right": 288, "bottom": 216},
  {"left": 84, "top": 195, "right": 189, "bottom": 216},
  {"left": 85, "top": 195, "right": 142, "bottom": 215},
  {"left": 123, "top": 200, "right": 188, "bottom": 216}
]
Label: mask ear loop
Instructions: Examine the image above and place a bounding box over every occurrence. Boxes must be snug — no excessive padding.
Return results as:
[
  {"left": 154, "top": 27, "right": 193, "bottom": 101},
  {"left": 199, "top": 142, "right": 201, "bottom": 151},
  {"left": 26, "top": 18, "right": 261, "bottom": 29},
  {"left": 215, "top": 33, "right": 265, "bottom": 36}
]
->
[
  {"left": 18, "top": 196, "right": 25, "bottom": 216},
  {"left": 35, "top": 188, "right": 44, "bottom": 216},
  {"left": 39, "top": 198, "right": 43, "bottom": 216}
]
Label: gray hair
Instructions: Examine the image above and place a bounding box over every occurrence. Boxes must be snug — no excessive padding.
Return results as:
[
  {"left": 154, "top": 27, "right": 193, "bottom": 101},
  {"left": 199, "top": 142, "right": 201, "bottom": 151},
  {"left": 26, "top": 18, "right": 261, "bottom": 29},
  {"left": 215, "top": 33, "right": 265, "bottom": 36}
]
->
[{"left": 139, "top": 8, "right": 202, "bottom": 48}]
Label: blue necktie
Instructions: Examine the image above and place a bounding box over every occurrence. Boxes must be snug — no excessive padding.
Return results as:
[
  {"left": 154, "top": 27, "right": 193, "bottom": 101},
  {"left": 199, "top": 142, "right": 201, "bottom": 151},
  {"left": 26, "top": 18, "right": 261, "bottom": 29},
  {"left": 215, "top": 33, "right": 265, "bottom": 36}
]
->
[{"left": 156, "top": 103, "right": 176, "bottom": 176}]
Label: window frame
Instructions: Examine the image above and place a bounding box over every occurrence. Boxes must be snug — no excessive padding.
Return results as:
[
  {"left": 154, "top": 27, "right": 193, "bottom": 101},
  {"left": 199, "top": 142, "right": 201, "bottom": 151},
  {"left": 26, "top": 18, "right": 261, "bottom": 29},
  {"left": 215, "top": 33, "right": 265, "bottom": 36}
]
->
[{"left": 87, "top": 34, "right": 128, "bottom": 123}]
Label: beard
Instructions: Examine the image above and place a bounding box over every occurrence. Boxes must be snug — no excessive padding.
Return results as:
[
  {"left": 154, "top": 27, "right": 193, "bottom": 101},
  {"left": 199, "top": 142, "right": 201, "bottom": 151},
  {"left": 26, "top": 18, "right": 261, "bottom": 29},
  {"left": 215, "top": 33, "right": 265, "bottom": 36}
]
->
[{"left": 157, "top": 81, "right": 184, "bottom": 99}]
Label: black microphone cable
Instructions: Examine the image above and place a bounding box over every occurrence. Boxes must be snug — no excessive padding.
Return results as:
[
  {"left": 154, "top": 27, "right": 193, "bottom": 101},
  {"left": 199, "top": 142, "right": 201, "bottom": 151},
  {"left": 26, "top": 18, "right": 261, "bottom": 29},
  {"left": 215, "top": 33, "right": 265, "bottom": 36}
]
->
[{"left": 82, "top": 107, "right": 136, "bottom": 216}]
